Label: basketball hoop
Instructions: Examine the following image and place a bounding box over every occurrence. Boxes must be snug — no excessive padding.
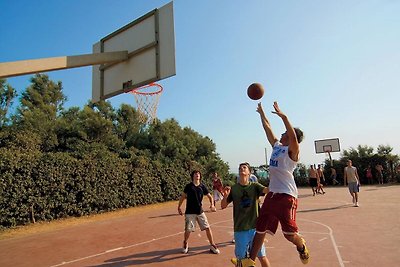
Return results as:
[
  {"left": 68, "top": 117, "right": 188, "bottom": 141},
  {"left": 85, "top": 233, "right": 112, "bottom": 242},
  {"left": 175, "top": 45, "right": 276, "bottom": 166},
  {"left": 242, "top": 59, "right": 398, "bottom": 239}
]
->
[{"left": 128, "top": 83, "right": 163, "bottom": 125}]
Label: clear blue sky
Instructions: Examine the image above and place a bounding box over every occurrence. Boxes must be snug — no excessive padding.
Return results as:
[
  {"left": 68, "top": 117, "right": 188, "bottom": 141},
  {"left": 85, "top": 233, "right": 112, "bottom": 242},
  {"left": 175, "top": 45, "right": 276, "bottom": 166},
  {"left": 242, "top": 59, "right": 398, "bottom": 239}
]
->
[{"left": 1, "top": 0, "right": 399, "bottom": 172}]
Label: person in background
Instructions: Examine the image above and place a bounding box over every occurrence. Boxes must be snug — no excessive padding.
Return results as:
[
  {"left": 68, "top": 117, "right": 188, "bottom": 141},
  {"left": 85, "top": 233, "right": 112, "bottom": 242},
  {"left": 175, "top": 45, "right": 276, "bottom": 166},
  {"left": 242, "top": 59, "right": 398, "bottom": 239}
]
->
[
  {"left": 343, "top": 160, "right": 361, "bottom": 207},
  {"left": 177, "top": 170, "right": 220, "bottom": 254},
  {"left": 316, "top": 164, "right": 326, "bottom": 194},
  {"left": 308, "top": 165, "right": 318, "bottom": 196},
  {"left": 330, "top": 167, "right": 339, "bottom": 185},
  {"left": 212, "top": 172, "right": 224, "bottom": 208}
]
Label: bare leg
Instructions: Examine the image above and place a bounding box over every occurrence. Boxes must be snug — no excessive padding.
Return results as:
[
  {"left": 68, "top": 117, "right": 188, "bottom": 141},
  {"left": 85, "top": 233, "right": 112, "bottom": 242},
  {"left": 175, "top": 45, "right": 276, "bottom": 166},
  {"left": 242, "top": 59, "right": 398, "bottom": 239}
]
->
[
  {"left": 205, "top": 228, "right": 216, "bottom": 246},
  {"left": 249, "top": 232, "right": 266, "bottom": 261},
  {"left": 183, "top": 231, "right": 190, "bottom": 244},
  {"left": 284, "top": 233, "right": 305, "bottom": 250},
  {"left": 258, "top": 256, "right": 270, "bottom": 267},
  {"left": 350, "top": 191, "right": 355, "bottom": 203}
]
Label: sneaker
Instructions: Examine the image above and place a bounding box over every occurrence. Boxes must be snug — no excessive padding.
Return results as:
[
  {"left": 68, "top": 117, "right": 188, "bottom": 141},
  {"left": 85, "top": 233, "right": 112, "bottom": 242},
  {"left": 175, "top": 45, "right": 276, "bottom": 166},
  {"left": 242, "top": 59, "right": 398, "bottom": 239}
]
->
[
  {"left": 354, "top": 202, "right": 359, "bottom": 207},
  {"left": 230, "top": 258, "right": 238, "bottom": 266},
  {"left": 231, "top": 258, "right": 256, "bottom": 267},
  {"left": 182, "top": 241, "right": 188, "bottom": 254},
  {"left": 210, "top": 244, "right": 220, "bottom": 254},
  {"left": 298, "top": 240, "right": 310, "bottom": 264}
]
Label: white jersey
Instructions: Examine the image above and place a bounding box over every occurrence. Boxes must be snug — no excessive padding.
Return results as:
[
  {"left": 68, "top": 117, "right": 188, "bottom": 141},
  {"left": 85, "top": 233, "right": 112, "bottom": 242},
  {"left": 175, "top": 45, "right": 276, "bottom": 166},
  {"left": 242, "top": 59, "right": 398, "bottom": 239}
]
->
[{"left": 269, "top": 142, "right": 298, "bottom": 198}]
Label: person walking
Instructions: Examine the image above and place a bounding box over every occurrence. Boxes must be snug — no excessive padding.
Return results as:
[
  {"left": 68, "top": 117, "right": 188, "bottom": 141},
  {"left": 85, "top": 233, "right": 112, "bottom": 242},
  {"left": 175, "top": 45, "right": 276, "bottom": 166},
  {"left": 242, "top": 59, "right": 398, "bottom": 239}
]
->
[
  {"left": 308, "top": 165, "right": 318, "bottom": 196},
  {"left": 330, "top": 167, "right": 339, "bottom": 185},
  {"left": 212, "top": 172, "right": 224, "bottom": 207},
  {"left": 366, "top": 165, "right": 373, "bottom": 185},
  {"left": 222, "top": 162, "right": 270, "bottom": 267},
  {"left": 343, "top": 160, "right": 361, "bottom": 207},
  {"left": 317, "top": 164, "right": 326, "bottom": 194},
  {"left": 177, "top": 170, "right": 220, "bottom": 254},
  {"left": 235, "top": 102, "right": 310, "bottom": 267},
  {"left": 375, "top": 164, "right": 384, "bottom": 184}
]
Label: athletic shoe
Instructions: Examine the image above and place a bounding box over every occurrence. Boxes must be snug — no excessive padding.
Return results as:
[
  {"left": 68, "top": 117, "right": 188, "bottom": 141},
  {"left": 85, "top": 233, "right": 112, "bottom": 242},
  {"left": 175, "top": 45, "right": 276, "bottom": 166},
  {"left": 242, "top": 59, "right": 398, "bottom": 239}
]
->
[
  {"left": 182, "top": 241, "right": 188, "bottom": 254},
  {"left": 298, "top": 239, "right": 310, "bottom": 264},
  {"left": 354, "top": 202, "right": 359, "bottom": 207},
  {"left": 230, "top": 258, "right": 238, "bottom": 266},
  {"left": 210, "top": 244, "right": 220, "bottom": 254},
  {"left": 231, "top": 258, "right": 256, "bottom": 267}
]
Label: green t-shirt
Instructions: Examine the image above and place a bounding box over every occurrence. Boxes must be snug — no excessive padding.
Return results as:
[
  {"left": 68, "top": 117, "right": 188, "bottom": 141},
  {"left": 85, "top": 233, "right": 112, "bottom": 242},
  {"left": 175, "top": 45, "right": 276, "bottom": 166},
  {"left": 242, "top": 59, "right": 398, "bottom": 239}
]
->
[{"left": 227, "top": 182, "right": 265, "bottom": 232}]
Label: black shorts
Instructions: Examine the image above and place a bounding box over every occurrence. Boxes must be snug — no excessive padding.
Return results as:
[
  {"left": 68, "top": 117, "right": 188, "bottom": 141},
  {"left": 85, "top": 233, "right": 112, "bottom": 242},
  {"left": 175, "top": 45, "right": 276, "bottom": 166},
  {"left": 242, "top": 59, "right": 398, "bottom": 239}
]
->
[{"left": 309, "top": 178, "right": 318, "bottom": 187}]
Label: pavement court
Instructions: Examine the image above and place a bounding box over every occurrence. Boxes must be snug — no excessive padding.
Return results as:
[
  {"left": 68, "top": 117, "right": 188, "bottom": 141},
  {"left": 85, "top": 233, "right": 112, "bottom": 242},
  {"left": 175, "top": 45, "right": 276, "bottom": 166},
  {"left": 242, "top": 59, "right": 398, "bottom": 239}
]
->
[{"left": 1, "top": 184, "right": 399, "bottom": 267}]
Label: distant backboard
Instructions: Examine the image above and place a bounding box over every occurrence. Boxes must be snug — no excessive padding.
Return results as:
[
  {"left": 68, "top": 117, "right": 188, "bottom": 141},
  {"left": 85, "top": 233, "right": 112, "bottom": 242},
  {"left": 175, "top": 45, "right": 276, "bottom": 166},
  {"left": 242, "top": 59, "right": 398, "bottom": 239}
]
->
[
  {"left": 92, "top": 1, "right": 175, "bottom": 102},
  {"left": 314, "top": 138, "right": 341, "bottom": 154}
]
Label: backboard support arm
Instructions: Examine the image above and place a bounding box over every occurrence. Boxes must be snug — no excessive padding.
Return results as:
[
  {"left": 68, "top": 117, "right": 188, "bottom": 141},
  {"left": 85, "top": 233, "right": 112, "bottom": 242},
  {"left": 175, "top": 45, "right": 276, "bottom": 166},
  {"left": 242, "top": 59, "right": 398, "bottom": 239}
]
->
[{"left": 0, "top": 51, "right": 128, "bottom": 79}]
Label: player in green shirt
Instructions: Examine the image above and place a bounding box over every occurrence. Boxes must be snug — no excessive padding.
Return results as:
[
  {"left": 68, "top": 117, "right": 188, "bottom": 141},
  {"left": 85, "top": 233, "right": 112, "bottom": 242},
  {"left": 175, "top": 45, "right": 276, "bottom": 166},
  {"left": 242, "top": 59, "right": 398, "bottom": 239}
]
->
[{"left": 221, "top": 162, "right": 270, "bottom": 267}]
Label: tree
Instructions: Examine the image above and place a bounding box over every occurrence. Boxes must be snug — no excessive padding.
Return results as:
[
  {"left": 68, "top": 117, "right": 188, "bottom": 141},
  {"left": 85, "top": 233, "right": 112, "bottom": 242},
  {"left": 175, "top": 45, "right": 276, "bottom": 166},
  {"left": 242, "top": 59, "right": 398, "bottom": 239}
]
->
[
  {"left": 0, "top": 79, "right": 17, "bottom": 127},
  {"left": 13, "top": 74, "right": 67, "bottom": 151},
  {"left": 377, "top": 145, "right": 399, "bottom": 182}
]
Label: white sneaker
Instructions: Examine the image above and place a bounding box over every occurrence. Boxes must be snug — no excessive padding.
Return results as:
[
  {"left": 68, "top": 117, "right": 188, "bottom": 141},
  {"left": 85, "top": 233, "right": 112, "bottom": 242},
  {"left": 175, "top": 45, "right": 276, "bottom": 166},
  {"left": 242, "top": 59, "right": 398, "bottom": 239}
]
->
[
  {"left": 182, "top": 242, "right": 188, "bottom": 254},
  {"left": 210, "top": 244, "right": 220, "bottom": 254},
  {"left": 354, "top": 202, "right": 359, "bottom": 207}
]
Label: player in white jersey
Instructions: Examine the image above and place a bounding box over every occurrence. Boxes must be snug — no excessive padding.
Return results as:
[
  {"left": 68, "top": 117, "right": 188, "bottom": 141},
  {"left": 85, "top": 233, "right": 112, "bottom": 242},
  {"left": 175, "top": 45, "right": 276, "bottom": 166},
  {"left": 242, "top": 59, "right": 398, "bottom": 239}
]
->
[{"left": 236, "top": 102, "right": 310, "bottom": 267}]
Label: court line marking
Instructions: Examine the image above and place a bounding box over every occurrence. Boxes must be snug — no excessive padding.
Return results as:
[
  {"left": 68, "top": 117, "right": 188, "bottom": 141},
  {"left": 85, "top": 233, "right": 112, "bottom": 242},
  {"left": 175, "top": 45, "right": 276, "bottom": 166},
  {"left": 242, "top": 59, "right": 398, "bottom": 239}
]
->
[
  {"left": 49, "top": 232, "right": 184, "bottom": 267},
  {"left": 50, "top": 218, "right": 344, "bottom": 267},
  {"left": 299, "top": 218, "right": 345, "bottom": 267},
  {"left": 50, "top": 219, "right": 234, "bottom": 267}
]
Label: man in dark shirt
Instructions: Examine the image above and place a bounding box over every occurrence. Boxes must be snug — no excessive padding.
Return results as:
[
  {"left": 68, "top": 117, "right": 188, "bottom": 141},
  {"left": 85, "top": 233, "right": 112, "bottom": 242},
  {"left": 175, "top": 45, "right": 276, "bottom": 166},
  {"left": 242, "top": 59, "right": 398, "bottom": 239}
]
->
[{"left": 177, "top": 170, "right": 220, "bottom": 254}]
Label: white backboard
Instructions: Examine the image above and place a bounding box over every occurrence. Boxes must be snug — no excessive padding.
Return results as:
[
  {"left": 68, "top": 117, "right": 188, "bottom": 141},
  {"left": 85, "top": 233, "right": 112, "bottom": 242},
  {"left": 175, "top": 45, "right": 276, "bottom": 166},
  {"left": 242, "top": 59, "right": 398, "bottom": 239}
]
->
[
  {"left": 314, "top": 138, "right": 341, "bottom": 154},
  {"left": 92, "top": 1, "right": 175, "bottom": 102}
]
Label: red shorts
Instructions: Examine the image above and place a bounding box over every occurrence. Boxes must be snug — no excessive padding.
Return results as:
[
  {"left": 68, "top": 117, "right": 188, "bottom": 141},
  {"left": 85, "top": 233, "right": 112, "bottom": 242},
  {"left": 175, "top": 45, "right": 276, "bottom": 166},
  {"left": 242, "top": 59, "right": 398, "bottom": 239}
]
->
[{"left": 256, "top": 192, "right": 298, "bottom": 235}]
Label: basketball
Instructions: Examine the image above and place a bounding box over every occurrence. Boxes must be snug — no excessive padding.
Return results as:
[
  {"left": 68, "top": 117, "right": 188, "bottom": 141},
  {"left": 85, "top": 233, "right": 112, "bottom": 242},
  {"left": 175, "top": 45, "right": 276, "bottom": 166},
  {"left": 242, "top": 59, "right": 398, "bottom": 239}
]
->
[{"left": 247, "top": 83, "right": 264, "bottom": 100}]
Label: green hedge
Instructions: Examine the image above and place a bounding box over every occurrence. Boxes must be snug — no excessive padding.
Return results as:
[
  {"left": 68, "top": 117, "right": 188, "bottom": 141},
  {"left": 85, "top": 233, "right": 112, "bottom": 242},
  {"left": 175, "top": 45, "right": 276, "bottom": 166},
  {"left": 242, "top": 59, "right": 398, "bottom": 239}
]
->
[{"left": 0, "top": 148, "right": 190, "bottom": 228}]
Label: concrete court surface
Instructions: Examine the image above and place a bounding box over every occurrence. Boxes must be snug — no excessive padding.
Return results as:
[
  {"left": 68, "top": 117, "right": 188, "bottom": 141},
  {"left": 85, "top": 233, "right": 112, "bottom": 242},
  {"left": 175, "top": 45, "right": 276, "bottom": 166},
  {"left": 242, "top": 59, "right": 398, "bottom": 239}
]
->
[{"left": 0, "top": 184, "right": 399, "bottom": 267}]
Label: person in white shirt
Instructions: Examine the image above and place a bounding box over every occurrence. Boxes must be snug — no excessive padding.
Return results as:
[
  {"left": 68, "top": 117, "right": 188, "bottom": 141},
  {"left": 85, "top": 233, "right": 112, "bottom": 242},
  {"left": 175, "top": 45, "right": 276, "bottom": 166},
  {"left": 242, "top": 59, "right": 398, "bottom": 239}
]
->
[{"left": 236, "top": 102, "right": 310, "bottom": 267}]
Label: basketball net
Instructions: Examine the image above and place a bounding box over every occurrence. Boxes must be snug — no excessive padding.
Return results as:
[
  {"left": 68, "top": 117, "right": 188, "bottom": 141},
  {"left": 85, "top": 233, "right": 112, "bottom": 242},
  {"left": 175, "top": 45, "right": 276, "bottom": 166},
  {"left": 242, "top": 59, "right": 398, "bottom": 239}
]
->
[{"left": 128, "top": 83, "right": 163, "bottom": 125}]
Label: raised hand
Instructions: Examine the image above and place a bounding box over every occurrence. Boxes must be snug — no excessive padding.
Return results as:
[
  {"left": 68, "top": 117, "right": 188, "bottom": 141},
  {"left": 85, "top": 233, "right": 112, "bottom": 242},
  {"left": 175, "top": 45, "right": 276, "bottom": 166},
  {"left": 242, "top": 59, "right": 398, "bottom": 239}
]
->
[{"left": 272, "top": 101, "right": 287, "bottom": 119}]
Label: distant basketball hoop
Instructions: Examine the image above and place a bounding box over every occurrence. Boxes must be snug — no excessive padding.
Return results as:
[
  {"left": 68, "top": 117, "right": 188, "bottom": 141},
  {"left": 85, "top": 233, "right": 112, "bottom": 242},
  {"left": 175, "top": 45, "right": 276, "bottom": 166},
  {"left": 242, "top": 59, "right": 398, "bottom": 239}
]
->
[
  {"left": 128, "top": 82, "right": 163, "bottom": 125},
  {"left": 315, "top": 138, "right": 340, "bottom": 166}
]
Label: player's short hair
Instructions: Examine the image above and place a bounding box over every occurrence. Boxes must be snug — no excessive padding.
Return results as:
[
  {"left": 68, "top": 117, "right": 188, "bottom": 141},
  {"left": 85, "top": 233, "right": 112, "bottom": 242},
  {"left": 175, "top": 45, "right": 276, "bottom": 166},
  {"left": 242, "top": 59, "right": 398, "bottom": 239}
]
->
[
  {"left": 239, "top": 162, "right": 251, "bottom": 171},
  {"left": 294, "top": 127, "right": 304, "bottom": 143}
]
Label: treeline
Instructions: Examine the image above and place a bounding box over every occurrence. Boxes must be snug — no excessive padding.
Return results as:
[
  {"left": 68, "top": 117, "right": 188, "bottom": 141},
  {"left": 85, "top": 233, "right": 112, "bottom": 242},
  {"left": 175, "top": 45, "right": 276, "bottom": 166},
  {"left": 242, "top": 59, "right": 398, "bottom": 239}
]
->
[
  {"left": 0, "top": 74, "right": 231, "bottom": 228},
  {"left": 291, "top": 145, "right": 400, "bottom": 186}
]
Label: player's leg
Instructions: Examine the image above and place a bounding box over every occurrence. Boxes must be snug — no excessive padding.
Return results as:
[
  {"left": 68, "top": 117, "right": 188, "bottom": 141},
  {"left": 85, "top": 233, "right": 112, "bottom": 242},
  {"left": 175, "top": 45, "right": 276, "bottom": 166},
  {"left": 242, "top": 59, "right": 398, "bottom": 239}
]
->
[
  {"left": 280, "top": 195, "right": 310, "bottom": 264},
  {"left": 182, "top": 214, "right": 195, "bottom": 253},
  {"left": 198, "top": 213, "right": 220, "bottom": 254},
  {"left": 256, "top": 237, "right": 270, "bottom": 267}
]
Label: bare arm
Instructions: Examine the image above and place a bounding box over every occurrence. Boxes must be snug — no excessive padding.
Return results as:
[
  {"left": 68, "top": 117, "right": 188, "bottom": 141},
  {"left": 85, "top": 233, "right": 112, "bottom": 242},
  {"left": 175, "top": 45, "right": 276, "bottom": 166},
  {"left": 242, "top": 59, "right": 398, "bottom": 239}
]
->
[
  {"left": 272, "top": 101, "right": 300, "bottom": 162},
  {"left": 206, "top": 193, "right": 215, "bottom": 208},
  {"left": 257, "top": 103, "right": 278, "bottom": 146},
  {"left": 355, "top": 168, "right": 360, "bottom": 184},
  {"left": 221, "top": 186, "right": 231, "bottom": 209},
  {"left": 343, "top": 168, "right": 347, "bottom": 185},
  {"left": 177, "top": 192, "right": 186, "bottom": 215}
]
